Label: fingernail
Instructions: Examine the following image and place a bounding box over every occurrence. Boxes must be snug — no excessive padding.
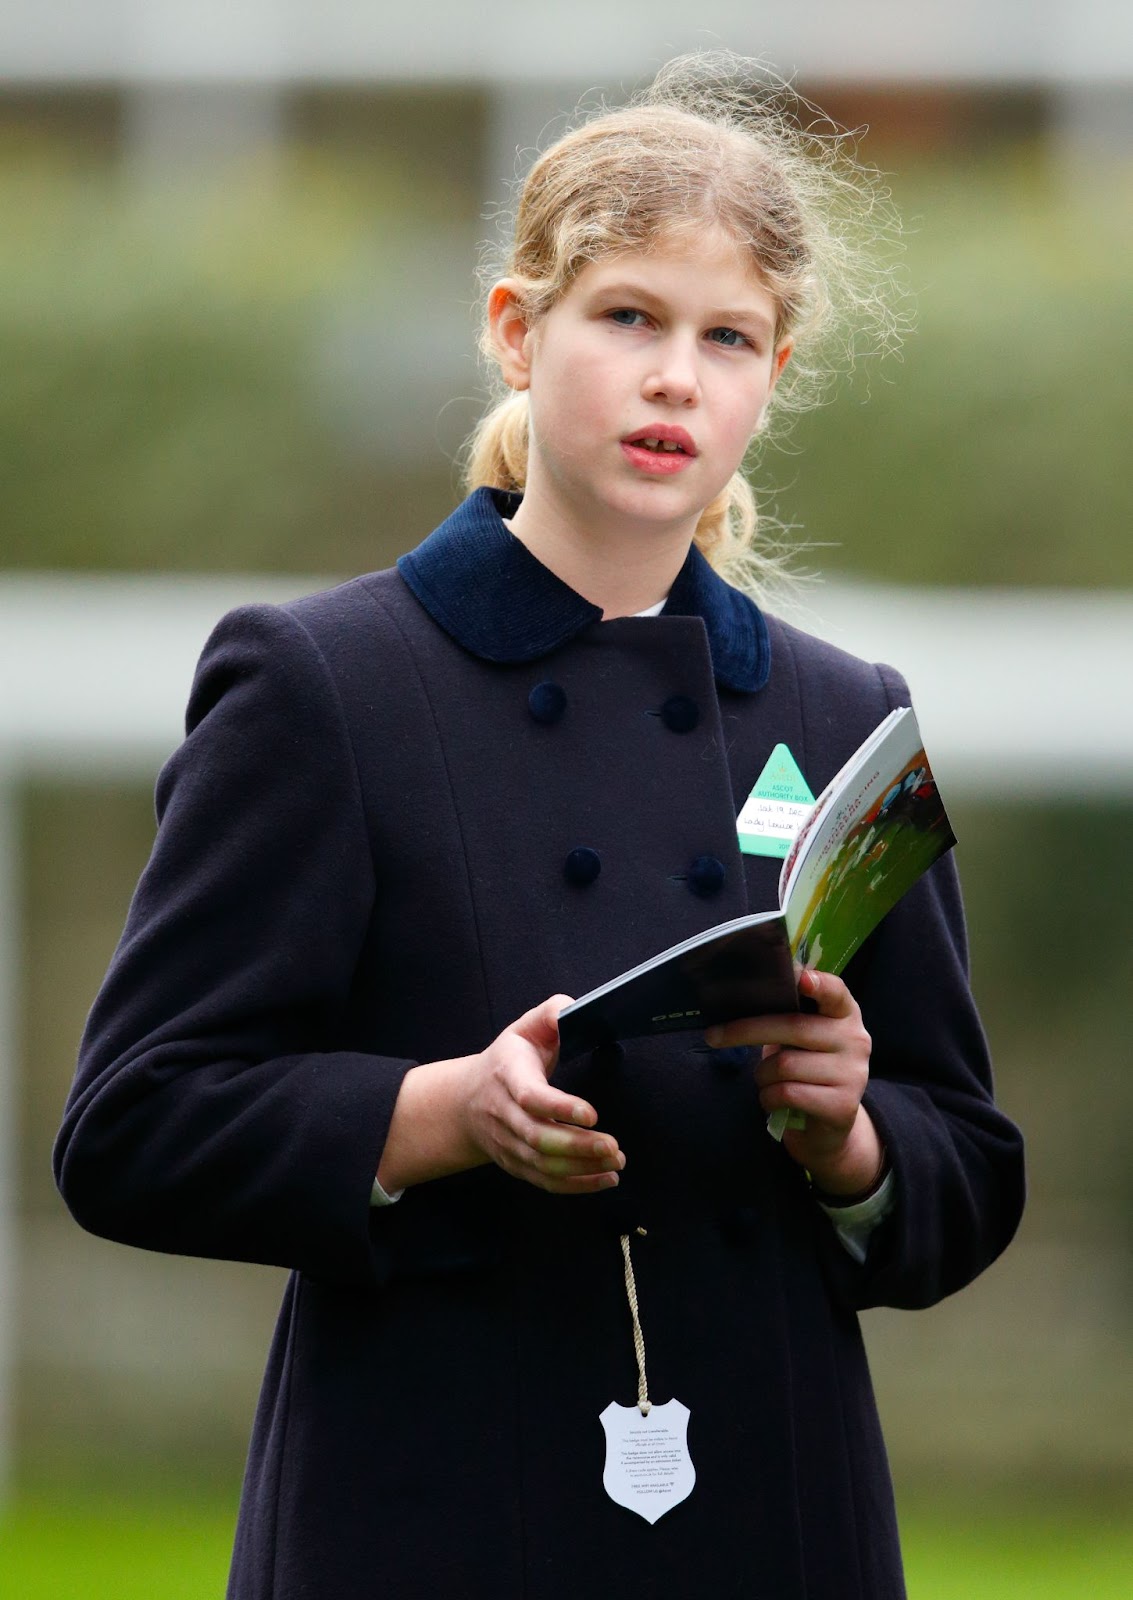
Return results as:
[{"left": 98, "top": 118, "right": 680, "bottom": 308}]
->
[
  {"left": 604, "top": 1173, "right": 620, "bottom": 1188},
  {"left": 705, "top": 1026, "right": 723, "bottom": 1047}
]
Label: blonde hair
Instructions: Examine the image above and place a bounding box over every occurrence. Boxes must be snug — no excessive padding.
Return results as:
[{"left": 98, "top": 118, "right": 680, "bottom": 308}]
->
[{"left": 465, "top": 53, "right": 905, "bottom": 600}]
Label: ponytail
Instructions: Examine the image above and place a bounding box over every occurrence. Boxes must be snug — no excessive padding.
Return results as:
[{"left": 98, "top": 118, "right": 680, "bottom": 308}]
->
[{"left": 464, "top": 392, "right": 530, "bottom": 496}]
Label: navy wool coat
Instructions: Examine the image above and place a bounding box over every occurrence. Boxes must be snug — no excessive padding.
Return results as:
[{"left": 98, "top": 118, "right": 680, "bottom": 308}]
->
[{"left": 56, "top": 489, "right": 1024, "bottom": 1600}]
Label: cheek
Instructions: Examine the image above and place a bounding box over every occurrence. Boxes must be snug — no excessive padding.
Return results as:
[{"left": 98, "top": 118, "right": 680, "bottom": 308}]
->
[
  {"left": 528, "top": 379, "right": 600, "bottom": 466},
  {"left": 718, "top": 402, "right": 762, "bottom": 457},
  {"left": 536, "top": 358, "right": 614, "bottom": 434},
  {"left": 721, "top": 377, "right": 774, "bottom": 447}
]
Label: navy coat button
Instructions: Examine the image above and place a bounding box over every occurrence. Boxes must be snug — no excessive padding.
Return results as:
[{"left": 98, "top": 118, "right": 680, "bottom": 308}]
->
[
  {"left": 687, "top": 854, "right": 725, "bottom": 897},
  {"left": 528, "top": 682, "right": 567, "bottom": 725},
  {"left": 564, "top": 846, "right": 601, "bottom": 886},
  {"left": 660, "top": 694, "right": 699, "bottom": 733},
  {"left": 590, "top": 1041, "right": 625, "bottom": 1074}
]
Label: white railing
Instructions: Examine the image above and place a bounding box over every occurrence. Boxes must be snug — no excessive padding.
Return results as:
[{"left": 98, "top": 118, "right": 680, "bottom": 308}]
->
[{"left": 0, "top": 1, "right": 1131, "bottom": 85}]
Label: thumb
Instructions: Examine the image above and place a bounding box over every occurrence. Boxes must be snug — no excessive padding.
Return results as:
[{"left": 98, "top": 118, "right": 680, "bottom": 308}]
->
[{"left": 511, "top": 993, "right": 575, "bottom": 1076}]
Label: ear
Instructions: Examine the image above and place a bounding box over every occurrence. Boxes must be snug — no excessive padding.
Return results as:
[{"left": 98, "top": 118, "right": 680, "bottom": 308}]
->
[
  {"left": 770, "top": 338, "right": 793, "bottom": 391},
  {"left": 755, "top": 338, "right": 794, "bottom": 432},
  {"left": 488, "top": 279, "right": 534, "bottom": 392}
]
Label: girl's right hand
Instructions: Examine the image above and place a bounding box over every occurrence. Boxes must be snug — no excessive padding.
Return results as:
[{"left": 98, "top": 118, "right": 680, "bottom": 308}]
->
[
  {"left": 375, "top": 996, "right": 624, "bottom": 1196},
  {"left": 461, "top": 995, "right": 625, "bottom": 1194}
]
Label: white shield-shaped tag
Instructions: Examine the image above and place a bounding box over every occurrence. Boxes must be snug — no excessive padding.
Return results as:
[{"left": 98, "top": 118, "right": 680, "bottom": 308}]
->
[{"left": 599, "top": 1398, "right": 695, "bottom": 1524}]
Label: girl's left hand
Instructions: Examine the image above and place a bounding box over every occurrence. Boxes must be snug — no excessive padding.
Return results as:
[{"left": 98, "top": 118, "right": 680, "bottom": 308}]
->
[{"left": 705, "top": 967, "right": 884, "bottom": 1197}]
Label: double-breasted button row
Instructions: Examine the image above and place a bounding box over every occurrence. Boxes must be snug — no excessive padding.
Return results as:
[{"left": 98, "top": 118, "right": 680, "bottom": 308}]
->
[
  {"left": 562, "top": 849, "right": 726, "bottom": 896},
  {"left": 528, "top": 683, "right": 700, "bottom": 732},
  {"left": 531, "top": 681, "right": 720, "bottom": 895}
]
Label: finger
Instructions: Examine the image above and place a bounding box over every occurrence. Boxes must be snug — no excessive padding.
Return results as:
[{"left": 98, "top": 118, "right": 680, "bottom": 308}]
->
[
  {"left": 490, "top": 1084, "right": 621, "bottom": 1163},
  {"left": 798, "top": 967, "right": 856, "bottom": 1018},
  {"left": 510, "top": 993, "right": 576, "bottom": 1073},
  {"left": 754, "top": 1049, "right": 863, "bottom": 1092},
  {"left": 498, "top": 1132, "right": 624, "bottom": 1186},
  {"left": 757, "top": 1078, "right": 861, "bottom": 1129},
  {"left": 526, "top": 1116, "right": 622, "bottom": 1166},
  {"left": 711, "top": 1014, "right": 849, "bottom": 1052},
  {"left": 521, "top": 1171, "right": 620, "bottom": 1196},
  {"left": 510, "top": 1071, "right": 599, "bottom": 1129},
  {"left": 534, "top": 1146, "right": 625, "bottom": 1180}
]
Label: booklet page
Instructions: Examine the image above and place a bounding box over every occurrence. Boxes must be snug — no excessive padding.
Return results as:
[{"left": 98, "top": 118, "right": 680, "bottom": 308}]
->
[{"left": 779, "top": 707, "right": 955, "bottom": 974}]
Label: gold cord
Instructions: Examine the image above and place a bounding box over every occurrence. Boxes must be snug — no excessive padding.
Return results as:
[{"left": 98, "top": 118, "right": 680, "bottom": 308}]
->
[{"left": 619, "top": 1229, "right": 652, "bottom": 1416}]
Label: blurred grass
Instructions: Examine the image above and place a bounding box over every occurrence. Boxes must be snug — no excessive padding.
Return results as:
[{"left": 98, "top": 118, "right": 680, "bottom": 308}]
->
[
  {"left": 901, "top": 1505, "right": 1133, "bottom": 1598},
  {"left": 0, "top": 1497, "right": 236, "bottom": 1600},
  {"left": 1, "top": 1496, "right": 1130, "bottom": 1598}
]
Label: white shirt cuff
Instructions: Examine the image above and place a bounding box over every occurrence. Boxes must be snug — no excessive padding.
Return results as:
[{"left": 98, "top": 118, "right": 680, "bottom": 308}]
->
[
  {"left": 817, "top": 1169, "right": 896, "bottom": 1264},
  {"left": 370, "top": 1177, "right": 404, "bottom": 1207}
]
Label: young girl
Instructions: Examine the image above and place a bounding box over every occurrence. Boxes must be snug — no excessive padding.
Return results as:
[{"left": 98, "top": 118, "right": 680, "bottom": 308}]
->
[{"left": 56, "top": 55, "right": 1024, "bottom": 1600}]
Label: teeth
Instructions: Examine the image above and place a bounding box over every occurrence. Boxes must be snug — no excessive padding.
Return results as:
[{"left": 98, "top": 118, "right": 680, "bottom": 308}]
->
[{"left": 639, "top": 438, "right": 683, "bottom": 452}]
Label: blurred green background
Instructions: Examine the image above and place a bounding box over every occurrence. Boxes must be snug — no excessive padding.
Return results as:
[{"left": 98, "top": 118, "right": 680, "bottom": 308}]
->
[{"left": 1, "top": 44, "right": 1131, "bottom": 1600}]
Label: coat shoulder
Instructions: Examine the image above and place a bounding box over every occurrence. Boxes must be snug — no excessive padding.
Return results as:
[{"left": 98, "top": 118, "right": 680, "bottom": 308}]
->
[
  {"left": 282, "top": 567, "right": 420, "bottom": 658},
  {"left": 764, "top": 608, "right": 908, "bottom": 710},
  {"left": 195, "top": 569, "right": 433, "bottom": 715},
  {"left": 761, "top": 611, "right": 908, "bottom": 761}
]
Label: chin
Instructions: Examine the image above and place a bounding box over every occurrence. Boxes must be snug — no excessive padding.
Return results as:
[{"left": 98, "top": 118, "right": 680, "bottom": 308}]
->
[
  {"left": 596, "top": 475, "right": 698, "bottom": 519},
  {"left": 615, "top": 495, "right": 705, "bottom": 539}
]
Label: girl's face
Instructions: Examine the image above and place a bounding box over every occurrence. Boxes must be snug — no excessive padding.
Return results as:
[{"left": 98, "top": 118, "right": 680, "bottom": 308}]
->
[{"left": 491, "top": 229, "right": 791, "bottom": 547}]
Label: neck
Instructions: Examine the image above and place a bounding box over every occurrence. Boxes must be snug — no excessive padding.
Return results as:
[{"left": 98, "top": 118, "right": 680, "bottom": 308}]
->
[{"left": 504, "top": 476, "right": 694, "bottom": 620}]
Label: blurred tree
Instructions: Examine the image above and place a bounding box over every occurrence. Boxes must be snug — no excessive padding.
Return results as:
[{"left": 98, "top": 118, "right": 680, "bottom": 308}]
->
[
  {"left": 1, "top": 138, "right": 1130, "bottom": 586},
  {"left": 772, "top": 155, "right": 1133, "bottom": 587}
]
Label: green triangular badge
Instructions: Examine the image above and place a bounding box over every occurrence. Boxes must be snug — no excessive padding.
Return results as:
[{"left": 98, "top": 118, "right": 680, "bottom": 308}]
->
[{"left": 737, "top": 744, "right": 815, "bottom": 859}]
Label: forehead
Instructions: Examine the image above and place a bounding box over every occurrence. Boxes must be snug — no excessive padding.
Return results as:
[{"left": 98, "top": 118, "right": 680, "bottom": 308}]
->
[{"left": 568, "top": 229, "right": 777, "bottom": 318}]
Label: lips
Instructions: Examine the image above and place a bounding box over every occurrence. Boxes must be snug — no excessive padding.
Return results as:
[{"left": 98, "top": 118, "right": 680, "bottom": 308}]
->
[
  {"left": 620, "top": 424, "right": 698, "bottom": 475},
  {"left": 621, "top": 425, "right": 697, "bottom": 456}
]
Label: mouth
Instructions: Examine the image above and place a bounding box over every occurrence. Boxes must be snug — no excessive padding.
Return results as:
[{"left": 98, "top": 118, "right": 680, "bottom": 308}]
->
[
  {"left": 620, "top": 426, "right": 698, "bottom": 475},
  {"left": 622, "top": 427, "right": 697, "bottom": 457}
]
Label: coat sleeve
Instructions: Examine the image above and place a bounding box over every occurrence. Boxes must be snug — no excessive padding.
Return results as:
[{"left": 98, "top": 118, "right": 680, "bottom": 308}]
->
[
  {"left": 53, "top": 603, "right": 415, "bottom": 1289},
  {"left": 813, "top": 662, "right": 1026, "bottom": 1312}
]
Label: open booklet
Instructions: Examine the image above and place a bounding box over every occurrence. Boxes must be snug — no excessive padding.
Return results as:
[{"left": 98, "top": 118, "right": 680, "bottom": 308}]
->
[{"left": 557, "top": 706, "right": 955, "bottom": 1083}]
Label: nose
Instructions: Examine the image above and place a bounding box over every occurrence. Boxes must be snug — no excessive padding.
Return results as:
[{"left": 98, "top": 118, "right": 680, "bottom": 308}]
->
[{"left": 641, "top": 334, "right": 700, "bottom": 407}]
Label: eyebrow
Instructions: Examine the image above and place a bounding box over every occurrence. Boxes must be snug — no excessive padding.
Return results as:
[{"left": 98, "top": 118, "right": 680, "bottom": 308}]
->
[
  {"left": 713, "top": 308, "right": 776, "bottom": 338},
  {"left": 591, "top": 280, "right": 775, "bottom": 338}
]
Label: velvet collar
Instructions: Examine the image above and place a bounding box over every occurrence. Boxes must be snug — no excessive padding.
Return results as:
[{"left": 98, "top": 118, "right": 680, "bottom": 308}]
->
[{"left": 396, "top": 487, "right": 770, "bottom": 693}]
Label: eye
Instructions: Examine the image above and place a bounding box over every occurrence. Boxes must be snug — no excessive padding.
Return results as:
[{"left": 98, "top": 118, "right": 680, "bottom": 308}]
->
[
  {"left": 707, "top": 326, "right": 752, "bottom": 349},
  {"left": 607, "top": 307, "right": 650, "bottom": 328}
]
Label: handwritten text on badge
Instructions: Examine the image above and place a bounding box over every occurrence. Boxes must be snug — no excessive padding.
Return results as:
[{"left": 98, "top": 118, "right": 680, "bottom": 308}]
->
[{"left": 737, "top": 743, "right": 815, "bottom": 860}]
